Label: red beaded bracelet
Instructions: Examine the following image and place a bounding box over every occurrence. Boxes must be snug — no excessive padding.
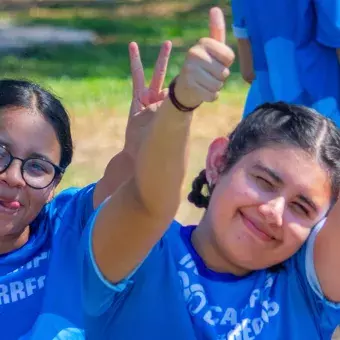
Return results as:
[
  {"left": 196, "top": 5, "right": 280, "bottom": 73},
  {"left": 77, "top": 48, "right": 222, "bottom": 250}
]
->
[{"left": 168, "top": 77, "right": 201, "bottom": 112}]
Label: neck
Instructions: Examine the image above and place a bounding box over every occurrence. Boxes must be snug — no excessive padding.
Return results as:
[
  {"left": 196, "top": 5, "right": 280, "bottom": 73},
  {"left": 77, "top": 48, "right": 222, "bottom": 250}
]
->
[
  {"left": 0, "top": 226, "right": 30, "bottom": 255},
  {"left": 192, "top": 216, "right": 251, "bottom": 277}
]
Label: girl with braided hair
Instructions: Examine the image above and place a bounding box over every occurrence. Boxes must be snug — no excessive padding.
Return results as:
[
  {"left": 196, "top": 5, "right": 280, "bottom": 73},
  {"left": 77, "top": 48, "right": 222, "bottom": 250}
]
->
[{"left": 81, "top": 8, "right": 340, "bottom": 340}]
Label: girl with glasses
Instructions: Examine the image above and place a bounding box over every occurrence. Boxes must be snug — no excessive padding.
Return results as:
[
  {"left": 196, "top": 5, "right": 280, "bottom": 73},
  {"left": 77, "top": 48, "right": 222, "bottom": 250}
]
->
[{"left": 0, "top": 39, "right": 172, "bottom": 339}]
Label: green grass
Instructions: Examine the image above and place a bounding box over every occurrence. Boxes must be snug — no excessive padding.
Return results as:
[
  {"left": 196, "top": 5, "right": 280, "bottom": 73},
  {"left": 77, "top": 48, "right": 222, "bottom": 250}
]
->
[
  {"left": 0, "top": 2, "right": 248, "bottom": 193},
  {"left": 0, "top": 2, "right": 247, "bottom": 115}
]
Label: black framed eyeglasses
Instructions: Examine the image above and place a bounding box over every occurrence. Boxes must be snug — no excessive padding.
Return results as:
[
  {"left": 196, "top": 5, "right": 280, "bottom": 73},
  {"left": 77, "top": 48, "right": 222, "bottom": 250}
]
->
[{"left": 0, "top": 145, "right": 65, "bottom": 189}]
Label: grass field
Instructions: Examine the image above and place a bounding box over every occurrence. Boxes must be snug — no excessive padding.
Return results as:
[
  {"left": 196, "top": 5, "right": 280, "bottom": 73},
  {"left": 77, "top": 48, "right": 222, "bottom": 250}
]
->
[{"left": 0, "top": 1, "right": 248, "bottom": 223}]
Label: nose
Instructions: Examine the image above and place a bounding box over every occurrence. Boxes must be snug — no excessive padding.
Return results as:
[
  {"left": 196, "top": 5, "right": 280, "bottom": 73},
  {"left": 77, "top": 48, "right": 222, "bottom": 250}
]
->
[
  {"left": 258, "top": 196, "right": 285, "bottom": 227},
  {"left": 0, "top": 160, "right": 25, "bottom": 188}
]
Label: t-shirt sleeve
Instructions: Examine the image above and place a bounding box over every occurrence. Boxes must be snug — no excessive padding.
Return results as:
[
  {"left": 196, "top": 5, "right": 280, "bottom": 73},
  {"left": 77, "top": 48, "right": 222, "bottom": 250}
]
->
[
  {"left": 80, "top": 201, "right": 146, "bottom": 317},
  {"left": 293, "top": 219, "right": 340, "bottom": 331},
  {"left": 314, "top": 0, "right": 340, "bottom": 47},
  {"left": 80, "top": 203, "right": 180, "bottom": 318},
  {"left": 231, "top": 0, "right": 249, "bottom": 39}
]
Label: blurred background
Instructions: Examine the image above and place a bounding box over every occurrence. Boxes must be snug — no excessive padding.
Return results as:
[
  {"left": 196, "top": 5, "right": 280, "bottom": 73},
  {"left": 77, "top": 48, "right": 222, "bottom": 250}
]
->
[{"left": 0, "top": 0, "right": 248, "bottom": 225}]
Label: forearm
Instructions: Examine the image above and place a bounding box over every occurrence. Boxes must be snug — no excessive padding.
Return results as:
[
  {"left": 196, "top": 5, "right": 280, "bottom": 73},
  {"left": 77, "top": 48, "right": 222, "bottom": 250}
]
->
[
  {"left": 92, "top": 96, "right": 193, "bottom": 283},
  {"left": 91, "top": 10, "right": 233, "bottom": 282},
  {"left": 136, "top": 95, "right": 193, "bottom": 218},
  {"left": 92, "top": 178, "right": 167, "bottom": 283},
  {"left": 237, "top": 38, "right": 255, "bottom": 84},
  {"left": 93, "top": 150, "right": 134, "bottom": 208}
]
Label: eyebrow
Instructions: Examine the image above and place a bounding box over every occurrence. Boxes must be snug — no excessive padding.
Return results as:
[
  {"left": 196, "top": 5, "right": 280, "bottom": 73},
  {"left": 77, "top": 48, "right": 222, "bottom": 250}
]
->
[
  {"left": 297, "top": 195, "right": 318, "bottom": 213},
  {"left": 252, "top": 163, "right": 318, "bottom": 212},
  {"left": 252, "top": 164, "right": 284, "bottom": 184},
  {"left": 29, "top": 152, "right": 55, "bottom": 164}
]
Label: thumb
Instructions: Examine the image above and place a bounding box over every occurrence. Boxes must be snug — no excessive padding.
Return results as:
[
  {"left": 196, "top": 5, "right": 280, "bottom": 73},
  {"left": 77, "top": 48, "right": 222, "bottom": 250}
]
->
[
  {"left": 158, "top": 88, "right": 169, "bottom": 101},
  {"left": 209, "top": 7, "right": 226, "bottom": 44}
]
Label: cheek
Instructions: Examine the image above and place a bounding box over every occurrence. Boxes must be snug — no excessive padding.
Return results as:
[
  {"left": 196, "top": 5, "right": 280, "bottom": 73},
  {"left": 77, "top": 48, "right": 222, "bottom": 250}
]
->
[
  {"left": 283, "top": 222, "right": 311, "bottom": 251},
  {"left": 208, "top": 180, "right": 257, "bottom": 234},
  {"left": 25, "top": 188, "right": 52, "bottom": 214},
  {"left": 212, "top": 174, "right": 260, "bottom": 212}
]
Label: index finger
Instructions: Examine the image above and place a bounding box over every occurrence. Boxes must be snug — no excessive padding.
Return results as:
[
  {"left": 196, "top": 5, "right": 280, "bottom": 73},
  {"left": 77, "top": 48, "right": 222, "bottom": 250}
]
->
[
  {"left": 149, "top": 40, "right": 172, "bottom": 94},
  {"left": 209, "top": 7, "right": 226, "bottom": 43},
  {"left": 129, "top": 42, "right": 145, "bottom": 97}
]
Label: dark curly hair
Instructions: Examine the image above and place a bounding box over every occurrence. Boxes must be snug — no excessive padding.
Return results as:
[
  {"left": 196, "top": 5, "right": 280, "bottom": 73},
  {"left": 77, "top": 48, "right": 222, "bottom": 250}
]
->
[{"left": 188, "top": 102, "right": 340, "bottom": 209}]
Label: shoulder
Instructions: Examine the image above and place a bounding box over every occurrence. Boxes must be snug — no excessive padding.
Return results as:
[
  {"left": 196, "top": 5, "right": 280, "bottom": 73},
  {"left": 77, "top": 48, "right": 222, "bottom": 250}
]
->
[
  {"left": 53, "top": 183, "right": 96, "bottom": 210},
  {"left": 36, "top": 183, "right": 97, "bottom": 234},
  {"left": 50, "top": 183, "right": 95, "bottom": 215},
  {"left": 163, "top": 220, "right": 183, "bottom": 240},
  {"left": 156, "top": 220, "right": 190, "bottom": 254}
]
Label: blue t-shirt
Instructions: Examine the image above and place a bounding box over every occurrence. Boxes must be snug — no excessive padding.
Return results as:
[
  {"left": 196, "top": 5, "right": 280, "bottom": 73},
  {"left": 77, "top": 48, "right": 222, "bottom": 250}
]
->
[
  {"left": 82, "top": 215, "right": 340, "bottom": 339},
  {"left": 231, "top": 0, "right": 340, "bottom": 125},
  {"left": 0, "top": 183, "right": 96, "bottom": 340}
]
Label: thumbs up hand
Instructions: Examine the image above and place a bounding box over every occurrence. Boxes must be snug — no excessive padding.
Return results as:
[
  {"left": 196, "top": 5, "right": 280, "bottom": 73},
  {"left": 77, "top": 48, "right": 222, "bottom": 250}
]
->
[{"left": 175, "top": 7, "right": 235, "bottom": 109}]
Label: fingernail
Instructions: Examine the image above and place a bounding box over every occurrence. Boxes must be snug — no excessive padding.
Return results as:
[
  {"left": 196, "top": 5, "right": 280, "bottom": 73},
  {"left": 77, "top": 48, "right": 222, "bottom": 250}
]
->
[
  {"left": 223, "top": 68, "right": 230, "bottom": 78},
  {"left": 210, "top": 7, "right": 225, "bottom": 28}
]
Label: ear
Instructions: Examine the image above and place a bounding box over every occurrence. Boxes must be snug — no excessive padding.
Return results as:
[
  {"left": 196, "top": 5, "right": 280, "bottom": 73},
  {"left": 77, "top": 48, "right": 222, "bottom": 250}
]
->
[{"left": 206, "top": 137, "right": 229, "bottom": 186}]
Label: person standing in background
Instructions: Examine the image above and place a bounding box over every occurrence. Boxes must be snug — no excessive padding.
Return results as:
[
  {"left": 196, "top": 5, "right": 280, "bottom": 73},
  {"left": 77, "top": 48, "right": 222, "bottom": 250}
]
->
[{"left": 231, "top": 0, "right": 340, "bottom": 125}]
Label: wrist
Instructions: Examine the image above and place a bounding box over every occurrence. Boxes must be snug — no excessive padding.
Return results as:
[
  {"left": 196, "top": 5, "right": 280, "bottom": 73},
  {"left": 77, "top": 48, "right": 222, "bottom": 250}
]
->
[{"left": 169, "top": 76, "right": 202, "bottom": 111}]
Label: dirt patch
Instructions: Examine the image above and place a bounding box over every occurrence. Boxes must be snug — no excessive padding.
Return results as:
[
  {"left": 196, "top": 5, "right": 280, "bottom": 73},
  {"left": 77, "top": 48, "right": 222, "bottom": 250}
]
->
[{"left": 67, "top": 102, "right": 242, "bottom": 224}]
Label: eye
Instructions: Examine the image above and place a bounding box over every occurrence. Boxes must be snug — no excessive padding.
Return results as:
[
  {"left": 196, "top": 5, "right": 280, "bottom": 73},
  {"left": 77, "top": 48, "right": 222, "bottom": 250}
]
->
[
  {"left": 290, "top": 202, "right": 309, "bottom": 217},
  {"left": 25, "top": 160, "right": 52, "bottom": 176},
  {"left": 0, "top": 149, "right": 7, "bottom": 159},
  {"left": 28, "top": 162, "right": 47, "bottom": 174},
  {"left": 254, "top": 176, "right": 275, "bottom": 191},
  {"left": 0, "top": 146, "right": 9, "bottom": 162}
]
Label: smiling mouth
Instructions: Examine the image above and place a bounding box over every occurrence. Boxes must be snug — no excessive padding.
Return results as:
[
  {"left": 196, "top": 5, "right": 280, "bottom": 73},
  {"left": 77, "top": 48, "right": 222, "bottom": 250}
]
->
[{"left": 239, "top": 211, "right": 275, "bottom": 242}]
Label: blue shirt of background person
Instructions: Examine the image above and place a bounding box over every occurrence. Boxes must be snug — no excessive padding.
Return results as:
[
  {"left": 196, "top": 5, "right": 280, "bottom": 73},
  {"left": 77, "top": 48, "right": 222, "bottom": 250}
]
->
[
  {"left": 0, "top": 38, "right": 171, "bottom": 340},
  {"left": 231, "top": 0, "right": 340, "bottom": 125}
]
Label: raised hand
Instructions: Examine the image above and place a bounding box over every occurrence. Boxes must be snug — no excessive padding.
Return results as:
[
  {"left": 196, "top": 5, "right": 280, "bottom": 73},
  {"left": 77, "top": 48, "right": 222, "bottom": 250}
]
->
[
  {"left": 129, "top": 41, "right": 172, "bottom": 114},
  {"left": 124, "top": 40, "right": 172, "bottom": 159},
  {"left": 175, "top": 7, "right": 234, "bottom": 108},
  {"left": 91, "top": 7, "right": 235, "bottom": 285}
]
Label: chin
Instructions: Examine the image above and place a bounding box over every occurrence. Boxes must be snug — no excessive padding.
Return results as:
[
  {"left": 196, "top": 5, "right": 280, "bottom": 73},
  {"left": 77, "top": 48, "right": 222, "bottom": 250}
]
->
[
  {"left": 0, "top": 227, "right": 16, "bottom": 238},
  {"left": 224, "top": 245, "right": 270, "bottom": 271},
  {"left": 236, "top": 258, "right": 265, "bottom": 272},
  {"left": 244, "top": 254, "right": 292, "bottom": 271},
  {"left": 0, "top": 221, "right": 23, "bottom": 237}
]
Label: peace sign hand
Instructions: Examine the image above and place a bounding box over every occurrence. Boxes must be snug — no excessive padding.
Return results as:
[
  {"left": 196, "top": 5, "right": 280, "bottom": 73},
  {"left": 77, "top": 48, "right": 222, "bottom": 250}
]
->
[{"left": 124, "top": 40, "right": 172, "bottom": 159}]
